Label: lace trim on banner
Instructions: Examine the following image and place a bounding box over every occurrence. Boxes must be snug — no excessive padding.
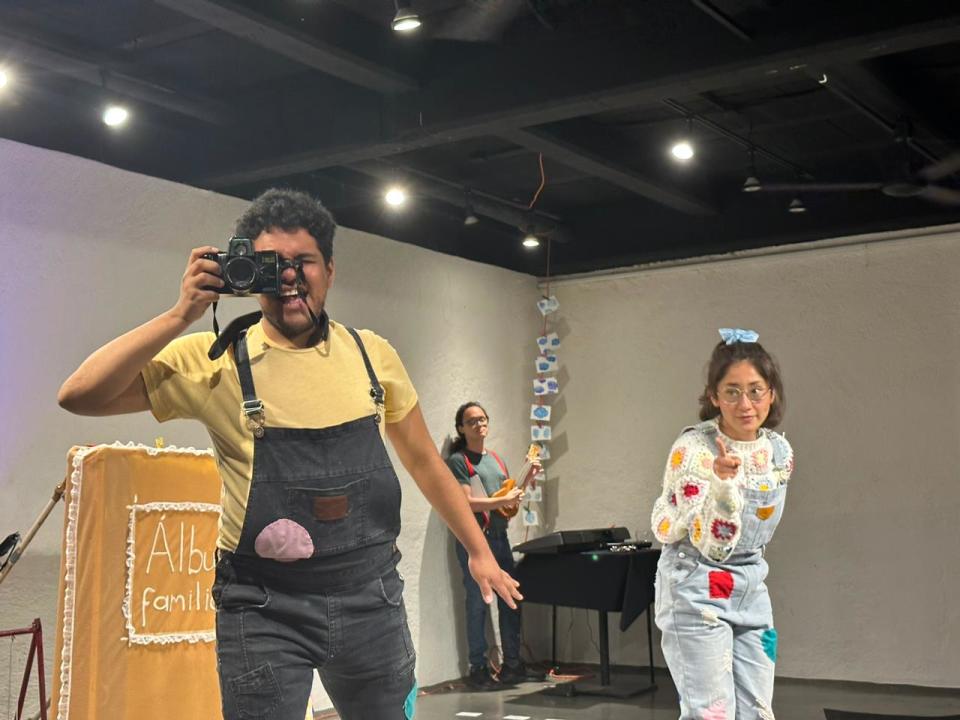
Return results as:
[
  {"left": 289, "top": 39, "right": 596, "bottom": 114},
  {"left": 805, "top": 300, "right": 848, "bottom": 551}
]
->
[{"left": 57, "top": 443, "right": 217, "bottom": 718}]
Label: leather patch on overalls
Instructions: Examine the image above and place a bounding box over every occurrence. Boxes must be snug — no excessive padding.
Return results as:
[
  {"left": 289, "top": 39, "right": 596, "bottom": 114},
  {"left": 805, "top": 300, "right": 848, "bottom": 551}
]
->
[
  {"left": 756, "top": 505, "right": 775, "bottom": 520},
  {"left": 313, "top": 496, "right": 349, "bottom": 521}
]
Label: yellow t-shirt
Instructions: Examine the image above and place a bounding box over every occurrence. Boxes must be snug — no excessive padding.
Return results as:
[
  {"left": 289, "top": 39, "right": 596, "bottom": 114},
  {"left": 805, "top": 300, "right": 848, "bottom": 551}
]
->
[{"left": 141, "top": 319, "right": 418, "bottom": 551}]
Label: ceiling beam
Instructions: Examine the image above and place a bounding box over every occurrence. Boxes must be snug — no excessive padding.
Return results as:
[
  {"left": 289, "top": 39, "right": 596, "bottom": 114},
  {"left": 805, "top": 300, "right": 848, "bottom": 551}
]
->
[
  {"left": 153, "top": 0, "right": 418, "bottom": 94},
  {"left": 197, "top": 14, "right": 960, "bottom": 187},
  {"left": 498, "top": 127, "right": 716, "bottom": 215},
  {"left": 0, "top": 25, "right": 232, "bottom": 125}
]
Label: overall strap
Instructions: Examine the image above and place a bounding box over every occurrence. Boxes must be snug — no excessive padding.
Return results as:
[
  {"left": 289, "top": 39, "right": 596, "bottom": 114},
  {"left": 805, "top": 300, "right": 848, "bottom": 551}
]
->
[
  {"left": 462, "top": 453, "right": 476, "bottom": 477},
  {"left": 680, "top": 420, "right": 720, "bottom": 455},
  {"left": 235, "top": 332, "right": 265, "bottom": 437},
  {"left": 345, "top": 327, "right": 385, "bottom": 421},
  {"left": 767, "top": 431, "right": 790, "bottom": 468}
]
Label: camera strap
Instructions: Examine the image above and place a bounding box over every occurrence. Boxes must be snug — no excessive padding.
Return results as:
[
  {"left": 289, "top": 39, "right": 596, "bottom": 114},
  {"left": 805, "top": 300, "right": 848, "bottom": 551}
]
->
[
  {"left": 207, "top": 310, "right": 263, "bottom": 360},
  {"left": 206, "top": 308, "right": 331, "bottom": 360}
]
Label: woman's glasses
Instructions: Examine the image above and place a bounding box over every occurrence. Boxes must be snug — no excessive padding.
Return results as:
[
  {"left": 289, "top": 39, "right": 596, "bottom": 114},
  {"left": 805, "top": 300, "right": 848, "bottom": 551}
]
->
[
  {"left": 718, "top": 386, "right": 771, "bottom": 405},
  {"left": 463, "top": 416, "right": 489, "bottom": 427}
]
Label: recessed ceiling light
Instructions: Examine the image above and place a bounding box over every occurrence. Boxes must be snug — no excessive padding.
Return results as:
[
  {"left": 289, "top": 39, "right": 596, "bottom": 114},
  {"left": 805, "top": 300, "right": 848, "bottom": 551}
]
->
[
  {"left": 670, "top": 140, "right": 694, "bottom": 161},
  {"left": 384, "top": 186, "right": 407, "bottom": 207},
  {"left": 103, "top": 105, "right": 129, "bottom": 127}
]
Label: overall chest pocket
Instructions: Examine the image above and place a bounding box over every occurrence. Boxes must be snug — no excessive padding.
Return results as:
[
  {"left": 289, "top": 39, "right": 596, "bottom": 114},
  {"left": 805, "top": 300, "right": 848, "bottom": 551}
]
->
[
  {"left": 738, "top": 486, "right": 786, "bottom": 549},
  {"left": 286, "top": 466, "right": 401, "bottom": 555}
]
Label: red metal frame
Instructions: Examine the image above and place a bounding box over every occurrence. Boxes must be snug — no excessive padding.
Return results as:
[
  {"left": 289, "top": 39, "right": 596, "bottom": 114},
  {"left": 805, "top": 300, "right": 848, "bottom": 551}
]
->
[{"left": 0, "top": 618, "right": 47, "bottom": 720}]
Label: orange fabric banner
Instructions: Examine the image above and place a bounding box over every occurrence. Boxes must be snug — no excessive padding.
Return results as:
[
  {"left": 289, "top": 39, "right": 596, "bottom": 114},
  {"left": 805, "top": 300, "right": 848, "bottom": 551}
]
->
[{"left": 50, "top": 443, "right": 223, "bottom": 719}]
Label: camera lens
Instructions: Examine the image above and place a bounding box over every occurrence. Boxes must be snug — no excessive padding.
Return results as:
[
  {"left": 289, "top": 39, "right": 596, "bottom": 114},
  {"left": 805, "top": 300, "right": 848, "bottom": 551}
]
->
[{"left": 225, "top": 256, "right": 258, "bottom": 292}]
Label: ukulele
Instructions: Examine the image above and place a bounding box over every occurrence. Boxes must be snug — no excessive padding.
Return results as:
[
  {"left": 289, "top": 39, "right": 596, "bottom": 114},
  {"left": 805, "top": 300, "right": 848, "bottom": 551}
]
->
[{"left": 491, "top": 444, "right": 542, "bottom": 518}]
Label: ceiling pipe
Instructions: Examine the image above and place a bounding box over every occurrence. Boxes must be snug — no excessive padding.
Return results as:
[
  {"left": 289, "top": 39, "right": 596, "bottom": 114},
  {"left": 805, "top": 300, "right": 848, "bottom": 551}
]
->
[{"left": 662, "top": 98, "right": 814, "bottom": 179}]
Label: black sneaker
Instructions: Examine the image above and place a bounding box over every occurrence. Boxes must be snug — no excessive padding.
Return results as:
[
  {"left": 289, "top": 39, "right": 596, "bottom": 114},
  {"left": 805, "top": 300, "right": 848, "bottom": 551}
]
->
[
  {"left": 466, "top": 664, "right": 500, "bottom": 691},
  {"left": 499, "top": 661, "right": 546, "bottom": 684}
]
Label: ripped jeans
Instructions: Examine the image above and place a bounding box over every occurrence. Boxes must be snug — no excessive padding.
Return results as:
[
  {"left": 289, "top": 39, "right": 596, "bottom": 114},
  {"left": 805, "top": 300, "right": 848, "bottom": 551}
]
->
[
  {"left": 655, "top": 542, "right": 777, "bottom": 720},
  {"left": 213, "top": 554, "right": 417, "bottom": 720}
]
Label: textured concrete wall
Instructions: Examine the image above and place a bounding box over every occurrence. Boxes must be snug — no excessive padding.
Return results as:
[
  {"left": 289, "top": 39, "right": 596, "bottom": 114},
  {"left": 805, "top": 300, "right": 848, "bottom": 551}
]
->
[
  {"left": 0, "top": 138, "right": 539, "bottom": 713},
  {"left": 526, "top": 228, "right": 960, "bottom": 688}
]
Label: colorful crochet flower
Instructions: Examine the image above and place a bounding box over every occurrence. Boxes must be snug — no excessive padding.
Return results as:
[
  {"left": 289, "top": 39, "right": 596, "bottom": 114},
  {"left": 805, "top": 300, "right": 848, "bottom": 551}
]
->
[
  {"left": 670, "top": 447, "right": 686, "bottom": 470},
  {"left": 711, "top": 519, "right": 737, "bottom": 541}
]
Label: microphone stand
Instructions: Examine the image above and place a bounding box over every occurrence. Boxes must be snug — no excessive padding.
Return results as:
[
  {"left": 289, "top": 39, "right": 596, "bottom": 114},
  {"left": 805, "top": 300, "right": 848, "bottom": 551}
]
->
[{"left": 0, "top": 479, "right": 66, "bottom": 587}]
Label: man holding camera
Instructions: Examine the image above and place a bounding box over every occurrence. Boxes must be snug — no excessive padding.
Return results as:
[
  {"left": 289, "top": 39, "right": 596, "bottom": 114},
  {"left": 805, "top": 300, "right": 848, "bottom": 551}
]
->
[{"left": 58, "top": 189, "right": 522, "bottom": 720}]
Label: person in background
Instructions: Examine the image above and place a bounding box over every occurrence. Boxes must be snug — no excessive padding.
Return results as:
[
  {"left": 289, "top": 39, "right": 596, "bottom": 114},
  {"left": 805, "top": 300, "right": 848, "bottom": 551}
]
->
[{"left": 445, "top": 401, "right": 545, "bottom": 690}]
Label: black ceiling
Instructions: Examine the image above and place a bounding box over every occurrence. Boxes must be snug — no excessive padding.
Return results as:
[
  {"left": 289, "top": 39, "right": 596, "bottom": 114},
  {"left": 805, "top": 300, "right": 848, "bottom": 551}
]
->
[{"left": 2, "top": 0, "right": 959, "bottom": 275}]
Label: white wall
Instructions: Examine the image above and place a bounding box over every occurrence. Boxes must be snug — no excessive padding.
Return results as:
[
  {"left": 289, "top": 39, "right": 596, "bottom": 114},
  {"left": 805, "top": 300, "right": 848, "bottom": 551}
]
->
[
  {"left": 0, "top": 138, "right": 540, "bottom": 714},
  {"left": 530, "top": 226, "right": 960, "bottom": 688}
]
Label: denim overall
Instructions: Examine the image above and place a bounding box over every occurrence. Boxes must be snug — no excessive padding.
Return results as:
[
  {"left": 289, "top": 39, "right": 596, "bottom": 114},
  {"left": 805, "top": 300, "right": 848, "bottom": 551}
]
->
[
  {"left": 655, "top": 422, "right": 790, "bottom": 720},
  {"left": 213, "top": 327, "right": 417, "bottom": 720}
]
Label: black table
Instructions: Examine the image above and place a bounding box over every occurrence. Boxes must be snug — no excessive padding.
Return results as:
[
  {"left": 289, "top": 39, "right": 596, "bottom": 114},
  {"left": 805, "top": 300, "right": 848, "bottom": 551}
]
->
[{"left": 513, "top": 547, "right": 661, "bottom": 697}]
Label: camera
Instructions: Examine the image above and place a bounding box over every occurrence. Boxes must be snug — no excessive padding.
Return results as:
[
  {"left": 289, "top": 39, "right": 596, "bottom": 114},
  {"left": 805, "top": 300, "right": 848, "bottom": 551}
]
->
[{"left": 203, "top": 237, "right": 281, "bottom": 295}]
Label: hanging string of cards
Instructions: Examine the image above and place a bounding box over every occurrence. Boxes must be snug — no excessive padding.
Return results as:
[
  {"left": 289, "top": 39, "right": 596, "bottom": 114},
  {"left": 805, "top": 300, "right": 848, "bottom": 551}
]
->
[{"left": 526, "top": 294, "right": 560, "bottom": 529}]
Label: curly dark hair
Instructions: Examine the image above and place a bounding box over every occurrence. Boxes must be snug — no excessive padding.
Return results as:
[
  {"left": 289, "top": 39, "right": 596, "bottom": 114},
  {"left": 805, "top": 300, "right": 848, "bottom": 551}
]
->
[
  {"left": 449, "top": 401, "right": 487, "bottom": 455},
  {"left": 235, "top": 188, "right": 336, "bottom": 263},
  {"left": 697, "top": 340, "right": 785, "bottom": 428}
]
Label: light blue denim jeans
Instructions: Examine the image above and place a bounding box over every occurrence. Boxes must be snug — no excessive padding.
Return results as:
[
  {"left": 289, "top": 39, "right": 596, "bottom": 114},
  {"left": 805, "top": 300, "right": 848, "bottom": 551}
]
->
[{"left": 655, "top": 484, "right": 786, "bottom": 720}]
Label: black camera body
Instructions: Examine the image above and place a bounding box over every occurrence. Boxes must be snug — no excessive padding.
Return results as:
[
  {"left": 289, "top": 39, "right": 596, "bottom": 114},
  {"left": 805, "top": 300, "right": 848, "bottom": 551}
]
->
[{"left": 203, "top": 237, "right": 281, "bottom": 295}]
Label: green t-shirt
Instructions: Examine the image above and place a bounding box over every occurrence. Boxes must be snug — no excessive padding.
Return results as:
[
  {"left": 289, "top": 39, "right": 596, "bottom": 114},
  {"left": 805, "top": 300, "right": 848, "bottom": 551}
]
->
[{"left": 446, "top": 449, "right": 509, "bottom": 533}]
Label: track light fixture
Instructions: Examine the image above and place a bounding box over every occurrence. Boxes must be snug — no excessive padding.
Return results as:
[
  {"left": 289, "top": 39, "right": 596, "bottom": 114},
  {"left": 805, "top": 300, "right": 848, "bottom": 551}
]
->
[
  {"left": 742, "top": 147, "right": 761, "bottom": 192},
  {"left": 522, "top": 230, "right": 540, "bottom": 248},
  {"left": 463, "top": 189, "right": 479, "bottom": 226},
  {"left": 392, "top": 0, "right": 421, "bottom": 32},
  {"left": 670, "top": 118, "right": 695, "bottom": 162}
]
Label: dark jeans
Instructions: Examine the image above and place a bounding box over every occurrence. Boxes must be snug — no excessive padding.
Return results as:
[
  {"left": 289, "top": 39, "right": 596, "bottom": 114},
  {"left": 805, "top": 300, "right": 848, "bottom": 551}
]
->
[
  {"left": 455, "top": 531, "right": 522, "bottom": 668},
  {"left": 213, "top": 555, "right": 416, "bottom": 720}
]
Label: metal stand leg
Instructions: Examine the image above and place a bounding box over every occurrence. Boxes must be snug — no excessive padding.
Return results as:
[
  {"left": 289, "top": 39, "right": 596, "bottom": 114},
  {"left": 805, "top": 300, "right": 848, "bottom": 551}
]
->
[
  {"left": 647, "top": 602, "right": 655, "bottom": 685},
  {"left": 598, "top": 611, "right": 610, "bottom": 686},
  {"left": 551, "top": 605, "right": 557, "bottom": 667}
]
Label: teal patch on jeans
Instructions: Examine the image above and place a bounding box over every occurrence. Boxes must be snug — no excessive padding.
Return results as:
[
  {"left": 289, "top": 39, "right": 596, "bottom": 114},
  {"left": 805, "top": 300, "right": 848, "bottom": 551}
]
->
[
  {"left": 761, "top": 628, "right": 778, "bottom": 662},
  {"left": 404, "top": 678, "right": 418, "bottom": 719}
]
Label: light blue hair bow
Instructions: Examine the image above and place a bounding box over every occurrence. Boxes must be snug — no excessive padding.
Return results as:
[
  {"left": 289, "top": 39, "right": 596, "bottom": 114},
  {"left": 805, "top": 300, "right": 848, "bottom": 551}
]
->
[{"left": 719, "top": 327, "right": 759, "bottom": 345}]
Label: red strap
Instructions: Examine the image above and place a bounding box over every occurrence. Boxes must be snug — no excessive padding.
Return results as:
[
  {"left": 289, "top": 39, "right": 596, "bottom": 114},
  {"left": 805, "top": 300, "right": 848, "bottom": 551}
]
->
[
  {"left": 462, "top": 450, "right": 508, "bottom": 479},
  {"left": 488, "top": 450, "right": 508, "bottom": 477}
]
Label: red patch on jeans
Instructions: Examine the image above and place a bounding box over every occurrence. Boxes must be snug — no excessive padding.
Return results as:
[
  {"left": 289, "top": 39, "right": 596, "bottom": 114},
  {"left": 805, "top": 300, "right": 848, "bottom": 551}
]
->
[
  {"left": 682, "top": 483, "right": 701, "bottom": 498},
  {"left": 709, "top": 570, "right": 735, "bottom": 599}
]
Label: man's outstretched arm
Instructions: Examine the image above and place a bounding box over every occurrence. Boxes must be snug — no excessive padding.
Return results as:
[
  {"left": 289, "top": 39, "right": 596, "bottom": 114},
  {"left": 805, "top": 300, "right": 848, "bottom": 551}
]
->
[{"left": 386, "top": 404, "right": 523, "bottom": 608}]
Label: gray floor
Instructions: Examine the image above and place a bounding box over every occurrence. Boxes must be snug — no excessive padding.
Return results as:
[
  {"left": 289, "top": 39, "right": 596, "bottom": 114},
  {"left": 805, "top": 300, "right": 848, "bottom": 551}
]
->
[{"left": 409, "top": 668, "right": 960, "bottom": 720}]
